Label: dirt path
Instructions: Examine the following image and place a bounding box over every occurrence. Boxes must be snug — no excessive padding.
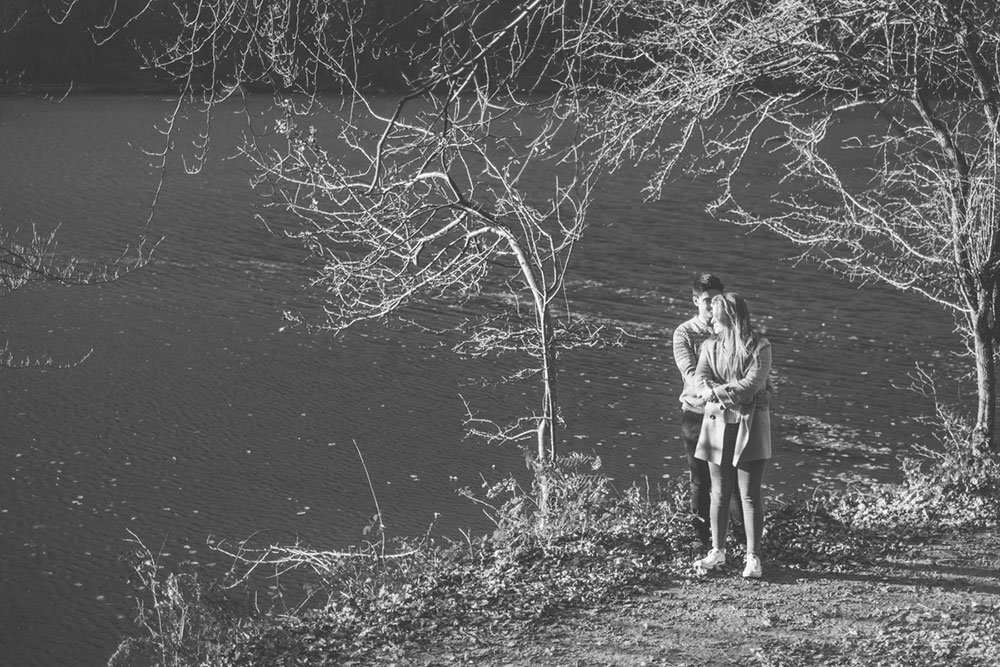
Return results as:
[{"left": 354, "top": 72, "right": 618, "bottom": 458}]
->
[{"left": 402, "top": 530, "right": 1000, "bottom": 666}]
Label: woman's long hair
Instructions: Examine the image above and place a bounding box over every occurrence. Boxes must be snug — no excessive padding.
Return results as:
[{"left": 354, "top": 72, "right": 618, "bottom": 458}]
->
[{"left": 711, "top": 292, "right": 760, "bottom": 382}]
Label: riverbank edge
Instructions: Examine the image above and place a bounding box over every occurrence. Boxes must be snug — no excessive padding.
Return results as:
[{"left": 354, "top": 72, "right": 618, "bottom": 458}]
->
[{"left": 108, "top": 447, "right": 1000, "bottom": 666}]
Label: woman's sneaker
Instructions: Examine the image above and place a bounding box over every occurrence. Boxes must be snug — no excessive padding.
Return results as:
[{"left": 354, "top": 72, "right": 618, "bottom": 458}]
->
[
  {"left": 693, "top": 548, "right": 726, "bottom": 573},
  {"left": 742, "top": 554, "right": 763, "bottom": 579}
]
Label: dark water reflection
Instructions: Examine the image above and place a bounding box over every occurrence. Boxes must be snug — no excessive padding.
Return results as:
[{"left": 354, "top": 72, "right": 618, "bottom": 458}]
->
[{"left": 0, "top": 94, "right": 958, "bottom": 666}]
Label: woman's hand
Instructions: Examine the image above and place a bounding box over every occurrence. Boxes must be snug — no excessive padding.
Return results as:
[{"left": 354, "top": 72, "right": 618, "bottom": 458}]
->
[{"left": 699, "top": 387, "right": 717, "bottom": 403}]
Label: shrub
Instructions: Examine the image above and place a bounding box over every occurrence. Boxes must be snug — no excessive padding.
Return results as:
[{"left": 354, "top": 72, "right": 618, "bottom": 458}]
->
[
  {"left": 831, "top": 406, "right": 1000, "bottom": 533},
  {"left": 108, "top": 533, "right": 257, "bottom": 667}
]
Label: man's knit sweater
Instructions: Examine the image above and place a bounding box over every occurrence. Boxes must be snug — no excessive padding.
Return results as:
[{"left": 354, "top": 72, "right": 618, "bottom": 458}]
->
[{"left": 673, "top": 315, "right": 714, "bottom": 414}]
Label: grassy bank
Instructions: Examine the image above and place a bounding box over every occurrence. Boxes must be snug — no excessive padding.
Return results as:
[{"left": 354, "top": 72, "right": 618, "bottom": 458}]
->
[{"left": 107, "top": 438, "right": 1000, "bottom": 667}]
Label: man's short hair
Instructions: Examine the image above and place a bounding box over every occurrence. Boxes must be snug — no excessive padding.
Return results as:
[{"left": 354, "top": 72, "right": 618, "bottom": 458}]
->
[{"left": 691, "top": 273, "right": 724, "bottom": 296}]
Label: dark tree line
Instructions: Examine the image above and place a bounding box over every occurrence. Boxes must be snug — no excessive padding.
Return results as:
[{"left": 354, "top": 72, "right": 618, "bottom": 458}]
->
[
  {"left": 0, "top": 0, "right": 150, "bottom": 87},
  {"left": 0, "top": 0, "right": 563, "bottom": 92}
]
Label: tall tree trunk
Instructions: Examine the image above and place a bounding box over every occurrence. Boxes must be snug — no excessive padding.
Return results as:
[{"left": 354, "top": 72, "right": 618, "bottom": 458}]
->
[
  {"left": 972, "top": 302, "right": 996, "bottom": 454},
  {"left": 537, "top": 307, "right": 558, "bottom": 464},
  {"left": 536, "top": 305, "right": 558, "bottom": 515}
]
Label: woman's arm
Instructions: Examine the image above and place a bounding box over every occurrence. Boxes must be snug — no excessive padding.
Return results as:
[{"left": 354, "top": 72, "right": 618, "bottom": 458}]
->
[
  {"left": 713, "top": 339, "right": 772, "bottom": 408},
  {"left": 694, "top": 340, "right": 723, "bottom": 402}
]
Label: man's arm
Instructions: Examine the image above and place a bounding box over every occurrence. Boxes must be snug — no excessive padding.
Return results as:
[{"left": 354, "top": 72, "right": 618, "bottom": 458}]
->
[{"left": 672, "top": 323, "right": 699, "bottom": 381}]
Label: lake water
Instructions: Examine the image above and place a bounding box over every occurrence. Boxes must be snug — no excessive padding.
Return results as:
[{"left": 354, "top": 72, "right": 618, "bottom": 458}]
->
[{"left": 0, "top": 94, "right": 960, "bottom": 666}]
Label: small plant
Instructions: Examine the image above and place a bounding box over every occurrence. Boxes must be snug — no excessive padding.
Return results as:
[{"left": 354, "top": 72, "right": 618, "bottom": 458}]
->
[
  {"left": 461, "top": 453, "right": 693, "bottom": 558},
  {"left": 107, "top": 531, "right": 254, "bottom": 667},
  {"left": 464, "top": 453, "right": 611, "bottom": 550}
]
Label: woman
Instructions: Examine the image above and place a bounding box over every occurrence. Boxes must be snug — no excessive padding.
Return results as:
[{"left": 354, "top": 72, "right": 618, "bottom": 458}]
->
[{"left": 692, "top": 292, "right": 772, "bottom": 579}]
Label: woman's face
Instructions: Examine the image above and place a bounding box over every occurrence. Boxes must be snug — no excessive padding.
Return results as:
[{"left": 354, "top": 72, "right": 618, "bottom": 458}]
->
[{"left": 711, "top": 301, "right": 729, "bottom": 334}]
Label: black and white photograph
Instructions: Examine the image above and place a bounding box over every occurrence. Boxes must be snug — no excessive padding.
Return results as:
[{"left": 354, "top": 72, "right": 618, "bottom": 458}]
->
[{"left": 2, "top": 2, "right": 999, "bottom": 666}]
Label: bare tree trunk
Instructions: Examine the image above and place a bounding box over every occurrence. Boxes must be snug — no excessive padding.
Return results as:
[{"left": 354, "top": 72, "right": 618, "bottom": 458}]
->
[
  {"left": 537, "top": 306, "right": 558, "bottom": 464},
  {"left": 972, "top": 301, "right": 996, "bottom": 454},
  {"left": 535, "top": 305, "right": 558, "bottom": 515}
]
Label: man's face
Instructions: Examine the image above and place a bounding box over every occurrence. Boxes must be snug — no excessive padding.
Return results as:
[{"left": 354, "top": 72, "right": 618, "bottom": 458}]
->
[{"left": 694, "top": 290, "right": 721, "bottom": 324}]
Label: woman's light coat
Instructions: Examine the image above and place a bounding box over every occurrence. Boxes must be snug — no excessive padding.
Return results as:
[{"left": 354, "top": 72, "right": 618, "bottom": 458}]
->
[{"left": 694, "top": 337, "right": 773, "bottom": 466}]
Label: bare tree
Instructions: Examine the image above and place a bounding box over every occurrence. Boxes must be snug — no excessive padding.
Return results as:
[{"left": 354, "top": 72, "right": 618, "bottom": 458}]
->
[
  {"left": 579, "top": 0, "right": 1000, "bottom": 454},
  {"left": 143, "top": 1, "right": 608, "bottom": 470}
]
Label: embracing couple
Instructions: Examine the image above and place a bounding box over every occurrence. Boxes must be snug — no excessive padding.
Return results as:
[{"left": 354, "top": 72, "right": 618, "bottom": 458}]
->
[{"left": 672, "top": 274, "right": 773, "bottom": 579}]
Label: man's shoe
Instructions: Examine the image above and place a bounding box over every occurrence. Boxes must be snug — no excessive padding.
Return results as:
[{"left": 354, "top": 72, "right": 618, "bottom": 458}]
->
[
  {"left": 742, "top": 553, "right": 763, "bottom": 579},
  {"left": 693, "top": 548, "right": 726, "bottom": 572}
]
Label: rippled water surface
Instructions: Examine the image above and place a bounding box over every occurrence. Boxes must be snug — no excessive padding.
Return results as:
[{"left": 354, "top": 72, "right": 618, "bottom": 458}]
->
[{"left": 0, "top": 94, "right": 959, "bottom": 666}]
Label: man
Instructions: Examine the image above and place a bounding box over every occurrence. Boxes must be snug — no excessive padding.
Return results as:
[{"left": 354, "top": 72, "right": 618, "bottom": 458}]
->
[{"left": 672, "top": 273, "right": 742, "bottom": 546}]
